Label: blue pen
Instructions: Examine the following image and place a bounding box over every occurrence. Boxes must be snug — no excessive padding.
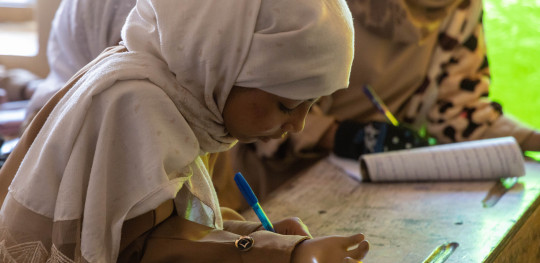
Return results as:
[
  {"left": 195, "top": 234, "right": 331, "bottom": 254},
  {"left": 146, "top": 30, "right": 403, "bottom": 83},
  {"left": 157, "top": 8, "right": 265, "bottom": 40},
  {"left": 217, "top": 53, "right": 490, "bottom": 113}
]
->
[{"left": 234, "top": 172, "right": 275, "bottom": 232}]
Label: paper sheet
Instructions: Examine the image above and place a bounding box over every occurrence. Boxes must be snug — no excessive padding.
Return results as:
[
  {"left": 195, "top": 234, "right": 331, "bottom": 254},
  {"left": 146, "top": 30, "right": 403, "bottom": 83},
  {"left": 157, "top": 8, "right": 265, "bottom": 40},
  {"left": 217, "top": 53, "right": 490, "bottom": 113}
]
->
[
  {"left": 362, "top": 137, "right": 525, "bottom": 182},
  {"left": 328, "top": 137, "right": 525, "bottom": 182}
]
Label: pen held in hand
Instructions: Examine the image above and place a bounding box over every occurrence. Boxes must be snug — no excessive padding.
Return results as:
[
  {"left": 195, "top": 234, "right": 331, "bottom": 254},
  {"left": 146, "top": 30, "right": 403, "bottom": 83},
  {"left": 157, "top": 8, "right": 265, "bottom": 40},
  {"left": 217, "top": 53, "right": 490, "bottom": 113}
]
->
[
  {"left": 362, "top": 84, "right": 399, "bottom": 127},
  {"left": 234, "top": 172, "right": 275, "bottom": 232}
]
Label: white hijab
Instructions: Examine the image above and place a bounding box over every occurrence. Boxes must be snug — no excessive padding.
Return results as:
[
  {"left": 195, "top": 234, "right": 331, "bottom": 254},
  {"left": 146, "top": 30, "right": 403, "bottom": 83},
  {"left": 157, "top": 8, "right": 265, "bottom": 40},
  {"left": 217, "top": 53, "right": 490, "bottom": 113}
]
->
[
  {"left": 2, "top": 0, "right": 354, "bottom": 262},
  {"left": 121, "top": 0, "right": 355, "bottom": 150}
]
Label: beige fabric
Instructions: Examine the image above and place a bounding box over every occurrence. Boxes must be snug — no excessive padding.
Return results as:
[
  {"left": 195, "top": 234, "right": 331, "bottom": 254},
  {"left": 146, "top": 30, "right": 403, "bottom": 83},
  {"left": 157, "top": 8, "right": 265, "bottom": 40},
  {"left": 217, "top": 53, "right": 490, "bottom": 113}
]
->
[
  {"left": 119, "top": 200, "right": 174, "bottom": 253},
  {"left": 206, "top": 152, "right": 247, "bottom": 212},
  {"left": 1, "top": 46, "right": 213, "bottom": 262},
  {"left": 2, "top": 45, "right": 221, "bottom": 263},
  {"left": 331, "top": 0, "right": 467, "bottom": 127},
  {"left": 0, "top": 58, "right": 90, "bottom": 207},
  {"left": 135, "top": 217, "right": 305, "bottom": 263}
]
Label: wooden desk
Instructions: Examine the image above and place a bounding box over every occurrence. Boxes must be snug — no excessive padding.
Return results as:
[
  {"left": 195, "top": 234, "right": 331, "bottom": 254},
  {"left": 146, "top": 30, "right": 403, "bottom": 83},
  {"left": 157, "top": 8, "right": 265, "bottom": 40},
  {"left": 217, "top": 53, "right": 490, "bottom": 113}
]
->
[{"left": 243, "top": 158, "right": 540, "bottom": 263}]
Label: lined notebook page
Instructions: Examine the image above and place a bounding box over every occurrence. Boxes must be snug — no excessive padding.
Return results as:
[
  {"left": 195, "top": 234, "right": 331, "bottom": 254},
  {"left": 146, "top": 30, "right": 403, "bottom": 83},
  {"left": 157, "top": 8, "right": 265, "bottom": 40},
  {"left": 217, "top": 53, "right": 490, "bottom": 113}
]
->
[{"left": 361, "top": 137, "right": 525, "bottom": 182}]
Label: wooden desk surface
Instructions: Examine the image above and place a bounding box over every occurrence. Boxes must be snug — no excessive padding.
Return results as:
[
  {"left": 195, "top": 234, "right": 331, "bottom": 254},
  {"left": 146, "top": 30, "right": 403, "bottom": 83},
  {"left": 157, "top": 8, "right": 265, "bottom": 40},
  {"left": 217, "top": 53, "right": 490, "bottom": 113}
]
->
[{"left": 242, "top": 158, "right": 540, "bottom": 263}]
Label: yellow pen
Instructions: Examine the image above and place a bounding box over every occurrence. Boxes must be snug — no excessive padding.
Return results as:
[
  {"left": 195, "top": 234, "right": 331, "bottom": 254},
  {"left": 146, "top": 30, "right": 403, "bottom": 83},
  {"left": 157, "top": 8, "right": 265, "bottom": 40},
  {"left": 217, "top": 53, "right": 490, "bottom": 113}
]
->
[{"left": 362, "top": 84, "right": 399, "bottom": 127}]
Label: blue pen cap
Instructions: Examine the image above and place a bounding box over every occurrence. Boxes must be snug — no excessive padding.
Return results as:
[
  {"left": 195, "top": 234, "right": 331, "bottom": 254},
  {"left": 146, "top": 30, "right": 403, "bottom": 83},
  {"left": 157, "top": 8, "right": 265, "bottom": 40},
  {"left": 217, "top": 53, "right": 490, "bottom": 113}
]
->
[{"left": 234, "top": 172, "right": 258, "bottom": 207}]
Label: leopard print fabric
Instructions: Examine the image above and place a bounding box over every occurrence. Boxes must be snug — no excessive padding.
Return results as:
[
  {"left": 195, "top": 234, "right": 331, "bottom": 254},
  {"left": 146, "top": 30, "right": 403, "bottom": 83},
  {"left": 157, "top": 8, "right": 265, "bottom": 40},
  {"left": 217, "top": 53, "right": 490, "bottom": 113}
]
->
[{"left": 401, "top": 0, "right": 503, "bottom": 143}]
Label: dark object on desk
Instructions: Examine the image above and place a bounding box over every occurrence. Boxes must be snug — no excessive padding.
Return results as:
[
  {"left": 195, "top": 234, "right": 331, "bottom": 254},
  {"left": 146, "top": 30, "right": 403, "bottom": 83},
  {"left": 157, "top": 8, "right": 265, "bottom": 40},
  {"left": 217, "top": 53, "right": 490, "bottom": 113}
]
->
[
  {"left": 0, "top": 138, "right": 18, "bottom": 169},
  {"left": 333, "top": 120, "right": 429, "bottom": 160},
  {"left": 0, "top": 152, "right": 8, "bottom": 169},
  {"left": 0, "top": 138, "right": 4, "bottom": 168}
]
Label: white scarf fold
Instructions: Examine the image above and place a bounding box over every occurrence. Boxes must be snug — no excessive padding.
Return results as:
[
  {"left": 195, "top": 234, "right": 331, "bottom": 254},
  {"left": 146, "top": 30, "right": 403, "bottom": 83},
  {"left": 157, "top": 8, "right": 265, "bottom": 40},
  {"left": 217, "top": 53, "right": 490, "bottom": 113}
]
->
[{"left": 10, "top": 49, "right": 218, "bottom": 262}]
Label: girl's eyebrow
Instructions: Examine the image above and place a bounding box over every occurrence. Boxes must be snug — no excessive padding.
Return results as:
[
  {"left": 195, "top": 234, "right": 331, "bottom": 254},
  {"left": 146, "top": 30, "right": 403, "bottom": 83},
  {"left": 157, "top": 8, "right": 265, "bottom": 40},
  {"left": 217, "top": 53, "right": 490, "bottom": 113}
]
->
[
  {"left": 298, "top": 97, "right": 319, "bottom": 106},
  {"left": 286, "top": 97, "right": 320, "bottom": 110}
]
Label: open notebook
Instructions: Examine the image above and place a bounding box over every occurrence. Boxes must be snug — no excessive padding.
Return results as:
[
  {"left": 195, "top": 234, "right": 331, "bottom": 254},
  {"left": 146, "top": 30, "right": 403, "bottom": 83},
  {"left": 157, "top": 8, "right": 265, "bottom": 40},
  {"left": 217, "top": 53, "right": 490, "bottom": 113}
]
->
[{"left": 328, "top": 137, "right": 526, "bottom": 182}]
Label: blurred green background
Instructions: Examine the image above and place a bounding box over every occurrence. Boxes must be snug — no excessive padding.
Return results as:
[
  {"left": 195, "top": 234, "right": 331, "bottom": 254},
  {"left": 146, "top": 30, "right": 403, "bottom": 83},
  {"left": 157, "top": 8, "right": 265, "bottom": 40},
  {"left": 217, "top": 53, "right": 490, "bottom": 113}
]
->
[{"left": 483, "top": 0, "right": 540, "bottom": 129}]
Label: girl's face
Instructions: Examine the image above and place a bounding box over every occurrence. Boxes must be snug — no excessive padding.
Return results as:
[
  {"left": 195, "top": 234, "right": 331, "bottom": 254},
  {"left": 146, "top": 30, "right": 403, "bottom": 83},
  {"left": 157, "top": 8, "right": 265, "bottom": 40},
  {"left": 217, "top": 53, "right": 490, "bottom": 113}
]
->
[{"left": 223, "top": 86, "right": 317, "bottom": 143}]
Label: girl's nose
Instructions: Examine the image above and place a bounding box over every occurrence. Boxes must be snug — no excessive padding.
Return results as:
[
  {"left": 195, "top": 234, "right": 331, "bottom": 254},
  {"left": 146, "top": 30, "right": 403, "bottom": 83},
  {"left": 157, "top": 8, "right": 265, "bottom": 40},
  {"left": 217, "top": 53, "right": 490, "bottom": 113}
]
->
[{"left": 282, "top": 108, "right": 308, "bottom": 134}]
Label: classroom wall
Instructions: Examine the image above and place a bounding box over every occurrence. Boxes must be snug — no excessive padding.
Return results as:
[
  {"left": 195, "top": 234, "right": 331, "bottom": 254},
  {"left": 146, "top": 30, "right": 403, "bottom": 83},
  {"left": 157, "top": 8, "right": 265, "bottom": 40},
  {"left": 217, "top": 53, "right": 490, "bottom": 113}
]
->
[{"left": 0, "top": 0, "right": 61, "bottom": 78}]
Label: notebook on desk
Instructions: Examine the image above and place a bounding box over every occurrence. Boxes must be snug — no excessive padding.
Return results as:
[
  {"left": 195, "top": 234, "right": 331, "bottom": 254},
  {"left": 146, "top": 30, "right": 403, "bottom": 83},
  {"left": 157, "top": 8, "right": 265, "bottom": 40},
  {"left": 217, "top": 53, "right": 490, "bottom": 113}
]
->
[{"left": 328, "top": 137, "right": 526, "bottom": 182}]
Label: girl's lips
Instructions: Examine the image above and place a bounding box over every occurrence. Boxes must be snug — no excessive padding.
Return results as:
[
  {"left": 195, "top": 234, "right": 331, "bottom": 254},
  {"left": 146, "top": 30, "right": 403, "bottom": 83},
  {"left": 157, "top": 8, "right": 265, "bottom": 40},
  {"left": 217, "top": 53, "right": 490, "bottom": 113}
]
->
[
  {"left": 271, "top": 132, "right": 288, "bottom": 139},
  {"left": 260, "top": 132, "right": 288, "bottom": 142},
  {"left": 259, "top": 131, "right": 288, "bottom": 143}
]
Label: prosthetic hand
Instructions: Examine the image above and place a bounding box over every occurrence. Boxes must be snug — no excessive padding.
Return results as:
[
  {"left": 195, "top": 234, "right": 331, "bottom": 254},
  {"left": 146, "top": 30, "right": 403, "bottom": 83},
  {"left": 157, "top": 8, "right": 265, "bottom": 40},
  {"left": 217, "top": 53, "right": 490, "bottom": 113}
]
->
[
  {"left": 333, "top": 120, "right": 430, "bottom": 160},
  {"left": 292, "top": 234, "right": 369, "bottom": 263}
]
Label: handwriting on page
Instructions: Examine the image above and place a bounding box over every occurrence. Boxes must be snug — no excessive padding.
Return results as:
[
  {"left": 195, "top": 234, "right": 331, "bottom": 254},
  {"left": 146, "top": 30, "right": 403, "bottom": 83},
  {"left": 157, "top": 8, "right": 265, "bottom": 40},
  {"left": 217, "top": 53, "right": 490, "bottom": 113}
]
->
[{"left": 362, "top": 137, "right": 525, "bottom": 182}]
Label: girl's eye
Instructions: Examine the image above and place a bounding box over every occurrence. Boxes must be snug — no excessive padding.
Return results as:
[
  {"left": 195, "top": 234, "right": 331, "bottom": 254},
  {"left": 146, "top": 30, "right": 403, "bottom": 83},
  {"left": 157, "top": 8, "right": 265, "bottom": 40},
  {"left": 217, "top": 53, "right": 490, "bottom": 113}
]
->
[{"left": 278, "top": 103, "right": 294, "bottom": 114}]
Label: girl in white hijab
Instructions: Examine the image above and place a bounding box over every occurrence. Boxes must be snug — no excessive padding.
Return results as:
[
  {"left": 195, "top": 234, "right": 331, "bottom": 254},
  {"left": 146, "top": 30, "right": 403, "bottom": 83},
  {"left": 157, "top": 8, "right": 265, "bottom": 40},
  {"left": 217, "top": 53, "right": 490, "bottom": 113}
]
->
[{"left": 0, "top": 0, "right": 369, "bottom": 262}]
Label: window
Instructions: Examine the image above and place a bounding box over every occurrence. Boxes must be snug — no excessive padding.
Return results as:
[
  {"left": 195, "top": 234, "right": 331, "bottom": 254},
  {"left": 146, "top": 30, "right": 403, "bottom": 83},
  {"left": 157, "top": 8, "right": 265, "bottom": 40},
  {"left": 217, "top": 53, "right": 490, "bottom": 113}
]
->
[
  {"left": 0, "top": 0, "right": 37, "bottom": 56},
  {"left": 0, "top": 0, "right": 35, "bottom": 8}
]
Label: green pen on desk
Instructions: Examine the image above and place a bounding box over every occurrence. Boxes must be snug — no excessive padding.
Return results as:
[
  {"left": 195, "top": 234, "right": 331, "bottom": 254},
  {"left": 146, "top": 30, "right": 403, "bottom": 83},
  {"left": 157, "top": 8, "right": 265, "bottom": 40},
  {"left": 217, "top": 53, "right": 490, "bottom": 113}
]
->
[{"left": 234, "top": 172, "right": 275, "bottom": 232}]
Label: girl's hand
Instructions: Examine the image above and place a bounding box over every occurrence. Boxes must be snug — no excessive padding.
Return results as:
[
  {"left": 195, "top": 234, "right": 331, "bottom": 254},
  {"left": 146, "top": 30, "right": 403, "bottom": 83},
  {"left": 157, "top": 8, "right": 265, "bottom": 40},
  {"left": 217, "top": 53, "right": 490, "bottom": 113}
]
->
[
  {"left": 292, "top": 234, "right": 369, "bottom": 263},
  {"left": 257, "top": 217, "right": 312, "bottom": 238}
]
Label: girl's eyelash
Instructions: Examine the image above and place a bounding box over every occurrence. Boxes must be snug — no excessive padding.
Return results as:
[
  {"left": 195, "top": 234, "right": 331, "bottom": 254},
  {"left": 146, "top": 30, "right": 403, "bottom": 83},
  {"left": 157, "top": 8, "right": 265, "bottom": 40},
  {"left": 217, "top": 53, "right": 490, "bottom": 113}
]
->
[{"left": 279, "top": 103, "right": 294, "bottom": 114}]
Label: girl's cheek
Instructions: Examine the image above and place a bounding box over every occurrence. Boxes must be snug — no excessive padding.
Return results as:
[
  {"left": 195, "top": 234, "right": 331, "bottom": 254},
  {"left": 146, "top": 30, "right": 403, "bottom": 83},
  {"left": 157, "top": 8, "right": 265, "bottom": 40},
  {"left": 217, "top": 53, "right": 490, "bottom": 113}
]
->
[{"left": 259, "top": 115, "right": 285, "bottom": 133}]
